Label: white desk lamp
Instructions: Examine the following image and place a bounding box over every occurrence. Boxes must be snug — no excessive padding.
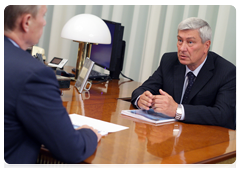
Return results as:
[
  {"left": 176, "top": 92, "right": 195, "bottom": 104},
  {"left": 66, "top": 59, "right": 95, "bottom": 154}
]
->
[{"left": 61, "top": 14, "right": 111, "bottom": 80}]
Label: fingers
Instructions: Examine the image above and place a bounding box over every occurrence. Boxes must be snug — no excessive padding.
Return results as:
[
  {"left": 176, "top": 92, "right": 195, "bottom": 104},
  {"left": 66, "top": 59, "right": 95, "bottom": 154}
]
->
[
  {"left": 159, "top": 89, "right": 168, "bottom": 96},
  {"left": 138, "top": 91, "right": 154, "bottom": 110},
  {"left": 152, "top": 93, "right": 168, "bottom": 110},
  {"left": 152, "top": 90, "right": 178, "bottom": 117},
  {"left": 137, "top": 90, "right": 173, "bottom": 113},
  {"left": 76, "top": 125, "right": 102, "bottom": 142},
  {"left": 89, "top": 127, "right": 102, "bottom": 142},
  {"left": 95, "top": 131, "right": 102, "bottom": 142}
]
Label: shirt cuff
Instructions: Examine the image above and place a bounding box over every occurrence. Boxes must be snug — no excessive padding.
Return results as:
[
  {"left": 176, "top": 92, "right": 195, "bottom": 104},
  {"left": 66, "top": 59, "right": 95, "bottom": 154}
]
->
[
  {"left": 179, "top": 104, "right": 185, "bottom": 120},
  {"left": 134, "top": 95, "right": 141, "bottom": 109}
]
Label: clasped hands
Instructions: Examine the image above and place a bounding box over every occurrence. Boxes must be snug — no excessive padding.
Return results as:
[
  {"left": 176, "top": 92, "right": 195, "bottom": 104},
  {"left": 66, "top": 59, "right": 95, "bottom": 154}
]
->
[{"left": 137, "top": 89, "right": 178, "bottom": 118}]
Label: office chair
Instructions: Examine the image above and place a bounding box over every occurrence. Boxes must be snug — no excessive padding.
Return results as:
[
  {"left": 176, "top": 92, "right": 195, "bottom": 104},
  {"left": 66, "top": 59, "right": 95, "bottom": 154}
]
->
[{"left": 27, "top": 46, "right": 46, "bottom": 61}]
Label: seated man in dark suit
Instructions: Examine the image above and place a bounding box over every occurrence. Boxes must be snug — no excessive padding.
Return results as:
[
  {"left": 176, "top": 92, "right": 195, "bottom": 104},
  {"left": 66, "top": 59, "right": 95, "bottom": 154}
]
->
[
  {"left": 131, "top": 17, "right": 236, "bottom": 130},
  {"left": 4, "top": 5, "right": 101, "bottom": 164}
]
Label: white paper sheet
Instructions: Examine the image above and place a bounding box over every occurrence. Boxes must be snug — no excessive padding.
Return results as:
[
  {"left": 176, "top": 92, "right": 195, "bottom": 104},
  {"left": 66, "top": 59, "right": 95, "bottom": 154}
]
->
[{"left": 69, "top": 114, "right": 129, "bottom": 136}]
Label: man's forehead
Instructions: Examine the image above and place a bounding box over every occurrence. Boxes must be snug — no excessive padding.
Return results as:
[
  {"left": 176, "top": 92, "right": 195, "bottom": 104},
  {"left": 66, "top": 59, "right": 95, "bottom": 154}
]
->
[
  {"left": 177, "top": 35, "right": 196, "bottom": 39},
  {"left": 177, "top": 29, "right": 200, "bottom": 39}
]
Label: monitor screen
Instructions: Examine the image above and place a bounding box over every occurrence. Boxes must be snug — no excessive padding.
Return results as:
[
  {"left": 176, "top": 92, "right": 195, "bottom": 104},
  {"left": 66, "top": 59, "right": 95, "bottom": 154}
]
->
[
  {"left": 90, "top": 21, "right": 115, "bottom": 70},
  {"left": 89, "top": 19, "right": 125, "bottom": 79},
  {"left": 90, "top": 20, "right": 124, "bottom": 74}
]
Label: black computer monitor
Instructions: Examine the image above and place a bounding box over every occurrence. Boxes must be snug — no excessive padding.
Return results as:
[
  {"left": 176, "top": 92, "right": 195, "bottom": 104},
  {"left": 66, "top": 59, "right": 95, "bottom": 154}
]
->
[{"left": 90, "top": 19, "right": 125, "bottom": 79}]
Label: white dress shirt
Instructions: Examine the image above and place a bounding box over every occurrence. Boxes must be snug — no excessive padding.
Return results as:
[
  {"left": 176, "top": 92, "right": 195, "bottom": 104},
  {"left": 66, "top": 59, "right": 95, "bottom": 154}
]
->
[
  {"left": 7, "top": 37, "right": 20, "bottom": 48},
  {"left": 177, "top": 56, "right": 207, "bottom": 120}
]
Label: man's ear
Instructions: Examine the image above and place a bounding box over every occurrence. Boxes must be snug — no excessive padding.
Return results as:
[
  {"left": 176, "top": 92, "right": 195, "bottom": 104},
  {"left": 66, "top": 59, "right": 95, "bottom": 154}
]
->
[
  {"left": 204, "top": 40, "right": 211, "bottom": 53},
  {"left": 21, "top": 14, "right": 32, "bottom": 33}
]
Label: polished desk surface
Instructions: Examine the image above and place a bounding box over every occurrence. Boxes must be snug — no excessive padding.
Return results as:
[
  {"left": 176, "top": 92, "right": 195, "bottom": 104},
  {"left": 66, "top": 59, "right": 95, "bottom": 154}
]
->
[{"left": 40, "top": 68, "right": 236, "bottom": 164}]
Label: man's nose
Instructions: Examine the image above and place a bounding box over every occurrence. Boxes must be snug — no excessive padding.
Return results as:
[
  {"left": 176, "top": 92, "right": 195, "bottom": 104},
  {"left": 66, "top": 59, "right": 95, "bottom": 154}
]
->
[{"left": 179, "top": 42, "right": 187, "bottom": 52}]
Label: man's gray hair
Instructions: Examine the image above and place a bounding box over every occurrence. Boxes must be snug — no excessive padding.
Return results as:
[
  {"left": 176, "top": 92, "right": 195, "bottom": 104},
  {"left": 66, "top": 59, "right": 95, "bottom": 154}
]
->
[
  {"left": 178, "top": 17, "right": 212, "bottom": 43},
  {"left": 4, "top": 5, "right": 40, "bottom": 31}
]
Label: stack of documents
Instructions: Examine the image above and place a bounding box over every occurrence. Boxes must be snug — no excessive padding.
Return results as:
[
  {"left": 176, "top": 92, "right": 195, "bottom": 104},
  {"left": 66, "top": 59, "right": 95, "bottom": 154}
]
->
[
  {"left": 69, "top": 114, "right": 129, "bottom": 136},
  {"left": 121, "top": 109, "right": 175, "bottom": 124}
]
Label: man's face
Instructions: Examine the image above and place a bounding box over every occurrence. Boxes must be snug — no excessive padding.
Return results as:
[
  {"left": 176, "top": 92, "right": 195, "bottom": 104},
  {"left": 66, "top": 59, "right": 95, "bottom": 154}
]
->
[
  {"left": 27, "top": 5, "right": 47, "bottom": 46},
  {"left": 177, "top": 29, "right": 210, "bottom": 71}
]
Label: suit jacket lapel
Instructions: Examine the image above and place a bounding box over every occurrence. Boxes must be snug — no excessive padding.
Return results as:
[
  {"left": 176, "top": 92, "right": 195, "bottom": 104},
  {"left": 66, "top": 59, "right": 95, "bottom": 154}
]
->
[
  {"left": 188, "top": 55, "right": 214, "bottom": 102},
  {"left": 174, "top": 64, "right": 185, "bottom": 103}
]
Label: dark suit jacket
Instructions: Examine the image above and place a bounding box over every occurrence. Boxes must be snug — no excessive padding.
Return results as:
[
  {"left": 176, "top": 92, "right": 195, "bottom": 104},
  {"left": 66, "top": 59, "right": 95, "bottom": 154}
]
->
[
  {"left": 131, "top": 52, "right": 236, "bottom": 130},
  {"left": 4, "top": 36, "right": 98, "bottom": 164}
]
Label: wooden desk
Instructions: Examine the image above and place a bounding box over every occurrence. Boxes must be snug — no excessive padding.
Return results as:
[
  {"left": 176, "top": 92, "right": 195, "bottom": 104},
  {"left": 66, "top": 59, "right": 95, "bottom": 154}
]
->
[{"left": 39, "top": 69, "right": 236, "bottom": 164}]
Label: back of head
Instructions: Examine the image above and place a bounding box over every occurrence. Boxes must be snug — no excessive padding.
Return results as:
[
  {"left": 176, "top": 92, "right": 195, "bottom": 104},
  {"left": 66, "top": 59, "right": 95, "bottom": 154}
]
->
[
  {"left": 178, "top": 17, "right": 212, "bottom": 43},
  {"left": 4, "top": 5, "right": 40, "bottom": 32}
]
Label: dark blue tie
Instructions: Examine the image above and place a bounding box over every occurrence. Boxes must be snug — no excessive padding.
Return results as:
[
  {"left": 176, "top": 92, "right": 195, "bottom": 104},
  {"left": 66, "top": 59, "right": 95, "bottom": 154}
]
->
[{"left": 182, "top": 72, "right": 195, "bottom": 104}]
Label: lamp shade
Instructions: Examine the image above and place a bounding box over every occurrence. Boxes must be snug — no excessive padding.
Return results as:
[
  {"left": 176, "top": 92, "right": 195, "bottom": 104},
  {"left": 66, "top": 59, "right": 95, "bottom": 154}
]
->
[{"left": 61, "top": 14, "right": 111, "bottom": 44}]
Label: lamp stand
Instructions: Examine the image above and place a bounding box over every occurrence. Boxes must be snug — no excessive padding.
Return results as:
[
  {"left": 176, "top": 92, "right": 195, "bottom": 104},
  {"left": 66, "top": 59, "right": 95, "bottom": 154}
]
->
[{"left": 74, "top": 41, "right": 92, "bottom": 80}]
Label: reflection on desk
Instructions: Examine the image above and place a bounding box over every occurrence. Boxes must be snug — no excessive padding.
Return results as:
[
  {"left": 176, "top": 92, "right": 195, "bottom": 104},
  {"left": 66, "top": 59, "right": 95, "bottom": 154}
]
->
[
  {"left": 134, "top": 122, "right": 233, "bottom": 164},
  {"left": 38, "top": 67, "right": 236, "bottom": 164}
]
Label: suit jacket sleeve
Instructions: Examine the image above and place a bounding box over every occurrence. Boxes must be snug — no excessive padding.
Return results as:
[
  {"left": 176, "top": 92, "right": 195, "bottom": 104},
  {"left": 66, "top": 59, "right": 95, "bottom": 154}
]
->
[
  {"left": 16, "top": 66, "right": 98, "bottom": 163},
  {"left": 131, "top": 52, "right": 180, "bottom": 107}
]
